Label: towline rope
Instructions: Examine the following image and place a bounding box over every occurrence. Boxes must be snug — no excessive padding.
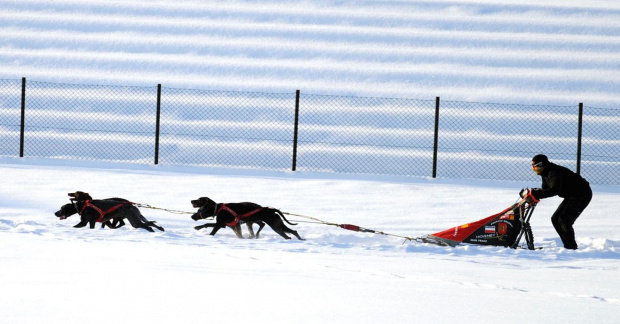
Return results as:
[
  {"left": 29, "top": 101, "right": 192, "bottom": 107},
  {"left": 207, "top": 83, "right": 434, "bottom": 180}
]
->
[
  {"left": 282, "top": 211, "right": 416, "bottom": 244},
  {"left": 131, "top": 203, "right": 417, "bottom": 243},
  {"left": 133, "top": 203, "right": 194, "bottom": 215}
]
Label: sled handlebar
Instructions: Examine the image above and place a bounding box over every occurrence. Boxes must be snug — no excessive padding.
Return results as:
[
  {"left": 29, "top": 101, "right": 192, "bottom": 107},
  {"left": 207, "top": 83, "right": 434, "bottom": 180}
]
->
[{"left": 518, "top": 197, "right": 537, "bottom": 208}]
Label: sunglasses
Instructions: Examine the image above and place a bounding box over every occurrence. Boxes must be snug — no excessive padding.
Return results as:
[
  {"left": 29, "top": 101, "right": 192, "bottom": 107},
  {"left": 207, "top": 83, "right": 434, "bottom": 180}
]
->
[{"left": 531, "top": 161, "right": 544, "bottom": 167}]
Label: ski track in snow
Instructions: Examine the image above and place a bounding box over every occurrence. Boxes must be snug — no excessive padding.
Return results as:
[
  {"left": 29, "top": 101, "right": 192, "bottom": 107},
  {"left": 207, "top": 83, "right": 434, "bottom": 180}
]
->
[{"left": 2, "top": 216, "right": 619, "bottom": 308}]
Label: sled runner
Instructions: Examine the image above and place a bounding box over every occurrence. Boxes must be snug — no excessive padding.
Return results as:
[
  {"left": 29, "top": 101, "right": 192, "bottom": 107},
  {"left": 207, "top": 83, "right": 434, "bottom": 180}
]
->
[{"left": 422, "top": 190, "right": 537, "bottom": 250}]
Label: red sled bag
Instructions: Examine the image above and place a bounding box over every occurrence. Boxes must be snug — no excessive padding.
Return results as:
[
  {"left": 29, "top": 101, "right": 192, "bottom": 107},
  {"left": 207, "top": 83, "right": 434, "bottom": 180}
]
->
[{"left": 423, "top": 192, "right": 537, "bottom": 249}]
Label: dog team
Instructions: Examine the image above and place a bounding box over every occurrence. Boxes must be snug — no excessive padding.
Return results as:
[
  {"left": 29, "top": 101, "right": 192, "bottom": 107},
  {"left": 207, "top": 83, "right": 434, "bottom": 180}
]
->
[{"left": 54, "top": 191, "right": 304, "bottom": 240}]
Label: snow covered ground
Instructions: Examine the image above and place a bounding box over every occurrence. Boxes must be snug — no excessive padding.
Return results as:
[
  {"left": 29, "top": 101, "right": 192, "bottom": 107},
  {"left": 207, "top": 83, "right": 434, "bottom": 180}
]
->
[
  {"left": 1, "top": 1, "right": 619, "bottom": 323},
  {"left": 1, "top": 157, "right": 618, "bottom": 323}
]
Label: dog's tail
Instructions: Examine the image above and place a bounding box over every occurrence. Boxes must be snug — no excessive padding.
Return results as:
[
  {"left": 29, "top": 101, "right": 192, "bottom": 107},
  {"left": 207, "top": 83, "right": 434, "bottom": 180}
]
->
[{"left": 274, "top": 209, "right": 297, "bottom": 226}]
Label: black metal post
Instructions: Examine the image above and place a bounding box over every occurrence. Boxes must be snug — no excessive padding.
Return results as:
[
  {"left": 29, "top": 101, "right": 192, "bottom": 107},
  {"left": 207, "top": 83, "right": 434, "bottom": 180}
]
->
[
  {"left": 154, "top": 84, "right": 162, "bottom": 165},
  {"left": 292, "top": 90, "right": 300, "bottom": 171},
  {"left": 19, "top": 77, "right": 26, "bottom": 157},
  {"left": 432, "top": 96, "right": 440, "bottom": 178},
  {"left": 576, "top": 102, "right": 583, "bottom": 175}
]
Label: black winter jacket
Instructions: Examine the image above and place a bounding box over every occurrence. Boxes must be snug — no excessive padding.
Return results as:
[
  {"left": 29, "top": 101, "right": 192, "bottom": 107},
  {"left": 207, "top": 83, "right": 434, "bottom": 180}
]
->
[{"left": 532, "top": 162, "right": 590, "bottom": 200}]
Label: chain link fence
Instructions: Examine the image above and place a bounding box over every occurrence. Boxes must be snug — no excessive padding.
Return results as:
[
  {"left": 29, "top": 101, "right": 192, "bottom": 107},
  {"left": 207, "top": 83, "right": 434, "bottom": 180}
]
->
[
  {"left": 436, "top": 100, "right": 580, "bottom": 182},
  {"left": 24, "top": 81, "right": 155, "bottom": 162},
  {"left": 1, "top": 78, "right": 618, "bottom": 185},
  {"left": 582, "top": 106, "right": 620, "bottom": 185},
  {"left": 296, "top": 94, "right": 436, "bottom": 177},
  {"left": 0, "top": 79, "right": 21, "bottom": 156},
  {"left": 158, "top": 87, "right": 295, "bottom": 169}
]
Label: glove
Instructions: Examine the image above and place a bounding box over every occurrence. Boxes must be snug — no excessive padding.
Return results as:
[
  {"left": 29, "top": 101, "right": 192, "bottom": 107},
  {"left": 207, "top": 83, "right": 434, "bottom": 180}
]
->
[{"left": 523, "top": 188, "right": 540, "bottom": 204}]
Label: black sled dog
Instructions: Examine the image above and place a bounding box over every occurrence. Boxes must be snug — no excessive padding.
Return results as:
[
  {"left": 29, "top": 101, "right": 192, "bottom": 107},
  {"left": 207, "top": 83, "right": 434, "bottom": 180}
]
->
[
  {"left": 190, "top": 197, "right": 303, "bottom": 240},
  {"left": 55, "top": 191, "right": 164, "bottom": 232},
  {"left": 63, "top": 191, "right": 128, "bottom": 229}
]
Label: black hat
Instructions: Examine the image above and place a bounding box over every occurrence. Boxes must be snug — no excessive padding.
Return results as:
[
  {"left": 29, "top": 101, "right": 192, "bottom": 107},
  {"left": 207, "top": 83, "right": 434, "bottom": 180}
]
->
[{"left": 532, "top": 154, "right": 549, "bottom": 167}]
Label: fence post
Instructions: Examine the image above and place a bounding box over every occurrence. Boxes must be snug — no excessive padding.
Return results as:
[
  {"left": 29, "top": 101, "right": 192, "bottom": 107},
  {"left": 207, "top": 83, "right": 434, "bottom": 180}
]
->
[
  {"left": 19, "top": 77, "right": 26, "bottom": 157},
  {"left": 154, "top": 84, "right": 162, "bottom": 165},
  {"left": 432, "top": 96, "right": 440, "bottom": 178},
  {"left": 576, "top": 102, "right": 583, "bottom": 175},
  {"left": 292, "top": 89, "right": 300, "bottom": 171}
]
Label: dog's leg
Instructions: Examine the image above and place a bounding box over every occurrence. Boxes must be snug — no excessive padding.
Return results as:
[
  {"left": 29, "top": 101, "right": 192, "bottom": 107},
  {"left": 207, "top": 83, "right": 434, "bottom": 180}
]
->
[
  {"left": 107, "top": 218, "right": 118, "bottom": 228},
  {"left": 136, "top": 211, "right": 164, "bottom": 232},
  {"left": 275, "top": 230, "right": 292, "bottom": 240},
  {"left": 277, "top": 222, "right": 304, "bottom": 240},
  {"left": 73, "top": 220, "right": 88, "bottom": 228},
  {"left": 101, "top": 220, "right": 114, "bottom": 229},
  {"left": 145, "top": 221, "right": 165, "bottom": 232},
  {"left": 114, "top": 219, "right": 126, "bottom": 229},
  {"left": 89, "top": 220, "right": 96, "bottom": 229},
  {"left": 125, "top": 214, "right": 155, "bottom": 232},
  {"left": 285, "top": 228, "right": 305, "bottom": 241},
  {"left": 255, "top": 222, "right": 266, "bottom": 238},
  {"left": 231, "top": 224, "right": 245, "bottom": 239},
  {"left": 209, "top": 225, "right": 225, "bottom": 236},
  {"left": 139, "top": 224, "right": 155, "bottom": 232},
  {"left": 267, "top": 222, "right": 291, "bottom": 240},
  {"left": 267, "top": 220, "right": 304, "bottom": 240},
  {"left": 124, "top": 208, "right": 164, "bottom": 232},
  {"left": 134, "top": 220, "right": 155, "bottom": 232},
  {"left": 153, "top": 222, "right": 165, "bottom": 231},
  {"left": 273, "top": 211, "right": 304, "bottom": 240},
  {"left": 246, "top": 223, "right": 255, "bottom": 239},
  {"left": 195, "top": 223, "right": 214, "bottom": 231}
]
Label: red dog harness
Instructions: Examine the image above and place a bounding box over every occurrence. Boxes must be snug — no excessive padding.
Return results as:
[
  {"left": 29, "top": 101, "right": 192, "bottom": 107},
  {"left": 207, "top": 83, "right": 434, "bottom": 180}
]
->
[
  {"left": 217, "top": 204, "right": 263, "bottom": 227},
  {"left": 79, "top": 200, "right": 133, "bottom": 222}
]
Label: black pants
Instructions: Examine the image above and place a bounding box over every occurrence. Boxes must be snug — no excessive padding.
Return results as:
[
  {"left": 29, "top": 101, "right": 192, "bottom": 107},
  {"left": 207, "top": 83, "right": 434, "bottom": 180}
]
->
[{"left": 551, "top": 187, "right": 592, "bottom": 249}]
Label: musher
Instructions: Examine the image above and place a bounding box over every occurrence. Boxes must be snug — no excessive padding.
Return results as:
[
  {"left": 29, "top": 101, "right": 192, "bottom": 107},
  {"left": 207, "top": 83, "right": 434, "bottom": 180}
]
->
[{"left": 524, "top": 154, "right": 592, "bottom": 249}]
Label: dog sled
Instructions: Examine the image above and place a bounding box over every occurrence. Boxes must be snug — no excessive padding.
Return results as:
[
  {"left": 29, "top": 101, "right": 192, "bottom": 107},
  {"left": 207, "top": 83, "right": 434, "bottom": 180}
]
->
[
  {"left": 420, "top": 189, "right": 538, "bottom": 250},
  {"left": 281, "top": 189, "right": 538, "bottom": 250}
]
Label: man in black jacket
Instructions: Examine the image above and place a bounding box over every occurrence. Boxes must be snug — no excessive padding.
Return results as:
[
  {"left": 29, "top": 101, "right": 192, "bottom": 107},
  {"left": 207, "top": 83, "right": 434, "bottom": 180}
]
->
[{"left": 527, "top": 154, "right": 592, "bottom": 249}]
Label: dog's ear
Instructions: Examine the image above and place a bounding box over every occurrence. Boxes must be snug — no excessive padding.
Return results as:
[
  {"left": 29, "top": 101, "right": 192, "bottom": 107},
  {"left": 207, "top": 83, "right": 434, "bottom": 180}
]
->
[
  {"left": 201, "top": 197, "right": 215, "bottom": 206},
  {"left": 69, "top": 191, "right": 92, "bottom": 200}
]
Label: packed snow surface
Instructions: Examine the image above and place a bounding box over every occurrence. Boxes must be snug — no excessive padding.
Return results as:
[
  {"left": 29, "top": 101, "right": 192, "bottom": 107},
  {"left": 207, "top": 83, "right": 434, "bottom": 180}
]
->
[
  {"left": 1, "top": 1, "right": 619, "bottom": 322},
  {"left": 1, "top": 157, "right": 618, "bottom": 323}
]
